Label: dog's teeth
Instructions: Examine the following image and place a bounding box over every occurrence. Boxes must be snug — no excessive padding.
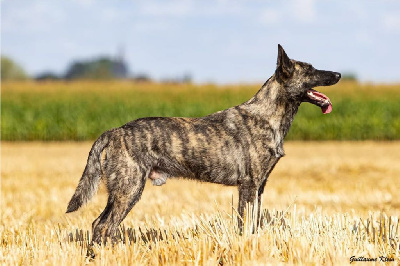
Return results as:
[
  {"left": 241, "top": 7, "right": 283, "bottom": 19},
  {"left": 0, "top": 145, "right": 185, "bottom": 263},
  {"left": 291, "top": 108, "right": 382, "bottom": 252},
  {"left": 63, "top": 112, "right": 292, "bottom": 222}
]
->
[{"left": 308, "top": 91, "right": 330, "bottom": 103}]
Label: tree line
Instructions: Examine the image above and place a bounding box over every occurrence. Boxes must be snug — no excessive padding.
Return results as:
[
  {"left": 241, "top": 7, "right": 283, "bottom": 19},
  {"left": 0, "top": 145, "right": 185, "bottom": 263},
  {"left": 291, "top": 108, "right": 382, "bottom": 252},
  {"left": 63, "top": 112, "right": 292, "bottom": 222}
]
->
[{"left": 1, "top": 55, "right": 192, "bottom": 83}]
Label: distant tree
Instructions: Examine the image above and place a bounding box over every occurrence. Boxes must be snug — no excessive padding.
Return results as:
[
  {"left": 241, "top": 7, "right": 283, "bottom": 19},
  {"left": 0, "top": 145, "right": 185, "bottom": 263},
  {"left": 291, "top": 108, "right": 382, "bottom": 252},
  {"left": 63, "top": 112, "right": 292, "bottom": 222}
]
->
[
  {"left": 35, "top": 71, "right": 61, "bottom": 81},
  {"left": 64, "top": 61, "right": 86, "bottom": 80},
  {"left": 64, "top": 56, "right": 128, "bottom": 80},
  {"left": 1, "top": 56, "right": 29, "bottom": 81}
]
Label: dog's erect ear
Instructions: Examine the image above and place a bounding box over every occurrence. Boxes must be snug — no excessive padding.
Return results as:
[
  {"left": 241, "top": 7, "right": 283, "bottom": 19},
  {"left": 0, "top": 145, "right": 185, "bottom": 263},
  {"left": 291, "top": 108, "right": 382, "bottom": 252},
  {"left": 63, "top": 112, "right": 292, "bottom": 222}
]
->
[{"left": 276, "top": 44, "right": 294, "bottom": 82}]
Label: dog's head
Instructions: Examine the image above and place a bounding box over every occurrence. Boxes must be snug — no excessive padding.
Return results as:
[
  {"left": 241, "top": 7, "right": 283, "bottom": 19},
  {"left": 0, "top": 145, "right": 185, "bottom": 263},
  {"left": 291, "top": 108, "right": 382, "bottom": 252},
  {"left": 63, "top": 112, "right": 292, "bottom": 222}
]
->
[{"left": 275, "top": 44, "right": 341, "bottom": 114}]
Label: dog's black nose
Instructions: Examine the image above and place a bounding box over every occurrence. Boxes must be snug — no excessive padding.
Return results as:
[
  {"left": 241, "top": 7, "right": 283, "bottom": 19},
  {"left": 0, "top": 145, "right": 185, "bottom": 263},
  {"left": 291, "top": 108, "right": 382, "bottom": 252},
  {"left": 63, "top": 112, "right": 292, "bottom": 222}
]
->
[{"left": 335, "top": 72, "right": 341, "bottom": 80}]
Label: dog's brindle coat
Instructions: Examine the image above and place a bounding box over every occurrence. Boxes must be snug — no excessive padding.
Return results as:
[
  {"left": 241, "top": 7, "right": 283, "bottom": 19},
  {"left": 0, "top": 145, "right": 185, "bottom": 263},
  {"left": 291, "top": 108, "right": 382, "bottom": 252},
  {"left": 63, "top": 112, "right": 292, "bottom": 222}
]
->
[{"left": 67, "top": 45, "right": 341, "bottom": 244}]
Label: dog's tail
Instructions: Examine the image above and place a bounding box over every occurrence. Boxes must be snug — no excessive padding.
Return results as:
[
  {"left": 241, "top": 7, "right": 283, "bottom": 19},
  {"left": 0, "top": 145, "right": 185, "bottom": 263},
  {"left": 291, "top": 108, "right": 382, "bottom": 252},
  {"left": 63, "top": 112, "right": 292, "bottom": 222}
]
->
[{"left": 66, "top": 130, "right": 112, "bottom": 213}]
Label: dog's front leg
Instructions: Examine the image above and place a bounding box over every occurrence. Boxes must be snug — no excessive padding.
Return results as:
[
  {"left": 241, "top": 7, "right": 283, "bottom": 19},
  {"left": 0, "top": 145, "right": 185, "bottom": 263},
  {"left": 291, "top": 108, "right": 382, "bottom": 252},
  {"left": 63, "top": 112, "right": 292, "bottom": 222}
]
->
[
  {"left": 237, "top": 182, "right": 258, "bottom": 231},
  {"left": 256, "top": 178, "right": 268, "bottom": 228}
]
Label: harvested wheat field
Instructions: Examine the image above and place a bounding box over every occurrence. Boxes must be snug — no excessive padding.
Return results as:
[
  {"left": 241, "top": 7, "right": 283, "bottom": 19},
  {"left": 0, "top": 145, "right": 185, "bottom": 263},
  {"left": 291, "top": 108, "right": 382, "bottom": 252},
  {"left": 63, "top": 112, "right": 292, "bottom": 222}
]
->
[{"left": 1, "top": 141, "right": 399, "bottom": 265}]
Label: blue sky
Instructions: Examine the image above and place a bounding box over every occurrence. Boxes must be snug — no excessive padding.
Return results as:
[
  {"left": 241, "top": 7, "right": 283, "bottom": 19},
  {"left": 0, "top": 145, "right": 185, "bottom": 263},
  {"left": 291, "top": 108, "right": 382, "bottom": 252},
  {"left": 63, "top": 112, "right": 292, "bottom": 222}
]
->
[{"left": 2, "top": 0, "right": 400, "bottom": 83}]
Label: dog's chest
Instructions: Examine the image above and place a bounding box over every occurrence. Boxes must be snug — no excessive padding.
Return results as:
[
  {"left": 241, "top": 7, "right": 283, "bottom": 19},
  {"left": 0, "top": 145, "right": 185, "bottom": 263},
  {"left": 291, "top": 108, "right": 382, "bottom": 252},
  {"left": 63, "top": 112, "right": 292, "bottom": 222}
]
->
[{"left": 246, "top": 117, "right": 285, "bottom": 160}]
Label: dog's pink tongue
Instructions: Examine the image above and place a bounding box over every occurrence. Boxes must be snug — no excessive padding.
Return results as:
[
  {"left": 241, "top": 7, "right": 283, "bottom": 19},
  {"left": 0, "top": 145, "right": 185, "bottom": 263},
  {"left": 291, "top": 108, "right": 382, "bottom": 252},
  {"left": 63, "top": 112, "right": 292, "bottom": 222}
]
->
[
  {"left": 312, "top": 91, "right": 332, "bottom": 114},
  {"left": 322, "top": 103, "right": 332, "bottom": 114}
]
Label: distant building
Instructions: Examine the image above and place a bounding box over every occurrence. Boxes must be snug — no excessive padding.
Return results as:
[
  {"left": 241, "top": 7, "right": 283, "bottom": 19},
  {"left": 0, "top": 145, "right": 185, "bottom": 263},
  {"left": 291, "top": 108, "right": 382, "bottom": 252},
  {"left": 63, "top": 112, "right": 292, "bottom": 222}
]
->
[{"left": 112, "top": 46, "right": 129, "bottom": 79}]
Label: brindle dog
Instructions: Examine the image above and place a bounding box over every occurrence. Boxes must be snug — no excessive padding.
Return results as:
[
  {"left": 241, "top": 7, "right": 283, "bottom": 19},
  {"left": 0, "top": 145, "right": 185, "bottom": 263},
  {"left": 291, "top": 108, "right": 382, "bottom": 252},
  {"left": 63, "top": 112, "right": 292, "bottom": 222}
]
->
[{"left": 67, "top": 44, "right": 341, "bottom": 246}]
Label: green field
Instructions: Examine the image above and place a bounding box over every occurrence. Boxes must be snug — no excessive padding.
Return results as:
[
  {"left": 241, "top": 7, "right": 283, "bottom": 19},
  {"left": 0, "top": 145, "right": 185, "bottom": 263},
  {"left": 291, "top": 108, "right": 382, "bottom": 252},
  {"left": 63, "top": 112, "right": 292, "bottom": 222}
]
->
[{"left": 2, "top": 81, "right": 400, "bottom": 140}]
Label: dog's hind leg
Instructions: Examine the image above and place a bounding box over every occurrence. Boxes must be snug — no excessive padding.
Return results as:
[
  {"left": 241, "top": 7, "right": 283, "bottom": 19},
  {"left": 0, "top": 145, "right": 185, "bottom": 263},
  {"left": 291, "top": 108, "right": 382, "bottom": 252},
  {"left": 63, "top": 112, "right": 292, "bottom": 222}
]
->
[{"left": 91, "top": 166, "right": 147, "bottom": 246}]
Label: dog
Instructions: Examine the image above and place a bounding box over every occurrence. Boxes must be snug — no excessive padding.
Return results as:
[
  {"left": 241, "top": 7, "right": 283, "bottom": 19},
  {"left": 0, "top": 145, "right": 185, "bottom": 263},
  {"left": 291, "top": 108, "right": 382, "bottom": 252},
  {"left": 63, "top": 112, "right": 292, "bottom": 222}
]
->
[{"left": 66, "top": 44, "right": 341, "bottom": 245}]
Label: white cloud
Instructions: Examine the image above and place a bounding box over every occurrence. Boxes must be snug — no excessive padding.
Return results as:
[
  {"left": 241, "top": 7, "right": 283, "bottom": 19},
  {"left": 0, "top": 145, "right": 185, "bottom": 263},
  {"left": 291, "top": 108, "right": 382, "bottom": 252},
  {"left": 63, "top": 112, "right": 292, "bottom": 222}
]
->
[
  {"left": 383, "top": 14, "right": 400, "bottom": 34},
  {"left": 259, "top": 8, "right": 280, "bottom": 25},
  {"left": 138, "top": 1, "right": 194, "bottom": 17},
  {"left": 354, "top": 30, "right": 374, "bottom": 46},
  {"left": 71, "top": 0, "right": 95, "bottom": 8},
  {"left": 101, "top": 8, "right": 121, "bottom": 22},
  {"left": 2, "top": 2, "right": 66, "bottom": 33},
  {"left": 132, "top": 21, "right": 174, "bottom": 32},
  {"left": 136, "top": 0, "right": 248, "bottom": 19},
  {"left": 290, "top": 0, "right": 316, "bottom": 23},
  {"left": 258, "top": 0, "right": 317, "bottom": 26}
]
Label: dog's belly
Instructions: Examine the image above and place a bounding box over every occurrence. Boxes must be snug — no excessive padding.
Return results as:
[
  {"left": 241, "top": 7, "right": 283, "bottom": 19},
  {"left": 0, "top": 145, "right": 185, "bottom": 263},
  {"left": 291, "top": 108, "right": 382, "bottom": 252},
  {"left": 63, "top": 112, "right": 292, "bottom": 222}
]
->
[
  {"left": 195, "top": 166, "right": 239, "bottom": 185},
  {"left": 148, "top": 163, "right": 240, "bottom": 186}
]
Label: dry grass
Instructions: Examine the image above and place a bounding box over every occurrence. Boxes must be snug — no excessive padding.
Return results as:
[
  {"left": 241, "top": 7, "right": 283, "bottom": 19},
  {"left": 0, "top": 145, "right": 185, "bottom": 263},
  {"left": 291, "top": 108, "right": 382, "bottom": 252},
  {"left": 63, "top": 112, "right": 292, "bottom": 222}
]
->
[{"left": 1, "top": 141, "right": 399, "bottom": 265}]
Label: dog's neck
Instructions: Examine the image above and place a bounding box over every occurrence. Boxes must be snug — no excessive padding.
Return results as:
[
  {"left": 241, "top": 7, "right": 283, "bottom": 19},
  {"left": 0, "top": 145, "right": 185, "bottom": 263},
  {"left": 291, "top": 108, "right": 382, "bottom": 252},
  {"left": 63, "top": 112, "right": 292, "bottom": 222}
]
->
[{"left": 241, "top": 75, "right": 301, "bottom": 155}]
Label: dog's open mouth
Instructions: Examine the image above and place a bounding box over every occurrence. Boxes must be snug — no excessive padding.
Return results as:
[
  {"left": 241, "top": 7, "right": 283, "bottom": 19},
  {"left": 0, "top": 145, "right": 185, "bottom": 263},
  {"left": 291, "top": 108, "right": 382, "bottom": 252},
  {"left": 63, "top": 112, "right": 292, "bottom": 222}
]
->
[{"left": 306, "top": 89, "right": 332, "bottom": 114}]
